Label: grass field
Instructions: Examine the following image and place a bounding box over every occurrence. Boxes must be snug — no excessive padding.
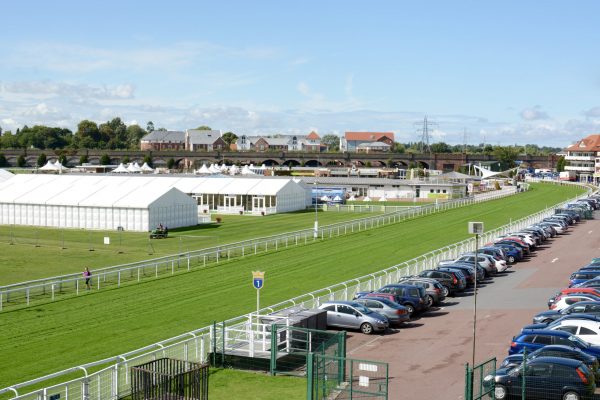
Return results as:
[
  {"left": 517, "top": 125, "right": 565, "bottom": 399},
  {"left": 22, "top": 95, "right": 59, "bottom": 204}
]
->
[
  {"left": 0, "top": 183, "right": 584, "bottom": 389},
  {"left": 0, "top": 210, "right": 379, "bottom": 285}
]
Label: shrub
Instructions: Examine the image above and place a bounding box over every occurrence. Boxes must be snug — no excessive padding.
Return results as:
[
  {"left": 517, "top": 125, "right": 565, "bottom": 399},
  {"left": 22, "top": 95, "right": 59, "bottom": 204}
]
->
[
  {"left": 79, "top": 154, "right": 89, "bottom": 165},
  {"left": 0, "top": 153, "right": 7, "bottom": 167},
  {"left": 100, "top": 154, "right": 111, "bottom": 165},
  {"left": 17, "top": 155, "right": 26, "bottom": 167},
  {"left": 37, "top": 153, "right": 47, "bottom": 167},
  {"left": 167, "top": 158, "right": 175, "bottom": 169}
]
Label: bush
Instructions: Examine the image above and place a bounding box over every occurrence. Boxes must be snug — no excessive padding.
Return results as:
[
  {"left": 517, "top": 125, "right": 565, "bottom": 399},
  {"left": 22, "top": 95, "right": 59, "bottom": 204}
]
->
[
  {"left": 37, "top": 153, "right": 47, "bottom": 167},
  {"left": 143, "top": 154, "right": 153, "bottom": 168},
  {"left": 17, "top": 155, "right": 26, "bottom": 167},
  {"left": 0, "top": 153, "right": 7, "bottom": 167},
  {"left": 79, "top": 154, "right": 89, "bottom": 165},
  {"left": 100, "top": 154, "right": 111, "bottom": 165},
  {"left": 167, "top": 158, "right": 175, "bottom": 169},
  {"left": 215, "top": 217, "right": 222, "bottom": 223}
]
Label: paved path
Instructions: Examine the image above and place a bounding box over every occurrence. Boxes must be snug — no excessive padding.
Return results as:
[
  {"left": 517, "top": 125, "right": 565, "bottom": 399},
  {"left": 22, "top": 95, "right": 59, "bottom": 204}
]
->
[{"left": 344, "top": 216, "right": 600, "bottom": 399}]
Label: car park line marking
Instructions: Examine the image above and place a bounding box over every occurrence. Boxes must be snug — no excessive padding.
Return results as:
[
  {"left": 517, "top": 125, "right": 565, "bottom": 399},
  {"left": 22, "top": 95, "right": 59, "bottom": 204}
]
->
[
  {"left": 347, "top": 336, "right": 382, "bottom": 355},
  {"left": 551, "top": 258, "right": 559, "bottom": 263}
]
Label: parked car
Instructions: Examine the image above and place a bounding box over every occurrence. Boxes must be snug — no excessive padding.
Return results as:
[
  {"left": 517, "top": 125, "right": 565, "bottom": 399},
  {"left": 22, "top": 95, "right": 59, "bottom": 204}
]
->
[
  {"left": 454, "top": 254, "right": 497, "bottom": 276},
  {"left": 318, "top": 301, "right": 389, "bottom": 334},
  {"left": 509, "top": 329, "right": 600, "bottom": 358},
  {"left": 396, "top": 277, "right": 446, "bottom": 306},
  {"left": 436, "top": 263, "right": 481, "bottom": 285},
  {"left": 484, "top": 357, "right": 596, "bottom": 400},
  {"left": 523, "top": 315, "right": 600, "bottom": 331},
  {"left": 372, "top": 284, "right": 429, "bottom": 315},
  {"left": 462, "top": 252, "right": 508, "bottom": 273},
  {"left": 417, "top": 269, "right": 463, "bottom": 296},
  {"left": 494, "top": 238, "right": 531, "bottom": 255},
  {"left": 352, "top": 297, "right": 410, "bottom": 327},
  {"left": 570, "top": 270, "right": 600, "bottom": 287},
  {"left": 533, "top": 302, "right": 600, "bottom": 324},
  {"left": 492, "top": 243, "right": 524, "bottom": 263},
  {"left": 500, "top": 344, "right": 600, "bottom": 382},
  {"left": 548, "top": 319, "right": 600, "bottom": 346},
  {"left": 550, "top": 294, "right": 600, "bottom": 311}
]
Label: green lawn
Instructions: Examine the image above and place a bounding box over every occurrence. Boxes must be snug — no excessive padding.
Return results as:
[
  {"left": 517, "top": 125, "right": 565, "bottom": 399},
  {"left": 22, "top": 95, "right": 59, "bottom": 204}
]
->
[
  {"left": 0, "top": 210, "right": 378, "bottom": 285},
  {"left": 0, "top": 183, "right": 584, "bottom": 388},
  {"left": 209, "top": 369, "right": 304, "bottom": 400}
]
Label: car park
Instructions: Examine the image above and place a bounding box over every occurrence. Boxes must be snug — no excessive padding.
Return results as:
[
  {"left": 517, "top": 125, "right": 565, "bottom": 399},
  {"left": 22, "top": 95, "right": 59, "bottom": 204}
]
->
[
  {"left": 352, "top": 297, "right": 410, "bottom": 327},
  {"left": 484, "top": 357, "right": 596, "bottom": 400},
  {"left": 533, "top": 302, "right": 600, "bottom": 325},
  {"left": 396, "top": 277, "right": 446, "bottom": 306},
  {"left": 318, "top": 301, "right": 389, "bottom": 334}
]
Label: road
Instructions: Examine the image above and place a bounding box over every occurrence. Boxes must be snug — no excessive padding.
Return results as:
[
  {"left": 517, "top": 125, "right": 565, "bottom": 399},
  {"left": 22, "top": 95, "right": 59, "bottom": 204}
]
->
[{"left": 344, "top": 216, "right": 600, "bottom": 399}]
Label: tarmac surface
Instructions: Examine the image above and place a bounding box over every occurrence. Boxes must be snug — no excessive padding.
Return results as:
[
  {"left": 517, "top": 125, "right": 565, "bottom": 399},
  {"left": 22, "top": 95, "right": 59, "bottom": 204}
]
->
[{"left": 344, "top": 215, "right": 600, "bottom": 399}]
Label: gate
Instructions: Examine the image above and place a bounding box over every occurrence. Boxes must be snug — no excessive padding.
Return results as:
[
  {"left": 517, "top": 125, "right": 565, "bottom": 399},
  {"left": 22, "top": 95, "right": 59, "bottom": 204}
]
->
[
  {"left": 465, "top": 358, "right": 496, "bottom": 400},
  {"left": 307, "top": 353, "right": 388, "bottom": 400}
]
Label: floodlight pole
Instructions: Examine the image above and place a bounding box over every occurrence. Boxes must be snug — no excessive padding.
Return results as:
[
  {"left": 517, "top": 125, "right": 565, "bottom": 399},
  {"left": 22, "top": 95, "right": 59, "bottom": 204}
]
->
[{"left": 472, "top": 232, "right": 479, "bottom": 370}]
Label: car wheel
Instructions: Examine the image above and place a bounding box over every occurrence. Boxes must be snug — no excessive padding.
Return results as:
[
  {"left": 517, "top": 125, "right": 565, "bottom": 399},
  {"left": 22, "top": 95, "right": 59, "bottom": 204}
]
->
[
  {"left": 404, "top": 304, "right": 415, "bottom": 317},
  {"left": 441, "top": 286, "right": 450, "bottom": 297},
  {"left": 562, "top": 390, "right": 581, "bottom": 400},
  {"left": 508, "top": 255, "right": 516, "bottom": 263},
  {"left": 426, "top": 295, "right": 434, "bottom": 307},
  {"left": 494, "top": 384, "right": 507, "bottom": 399},
  {"left": 360, "top": 323, "right": 374, "bottom": 335}
]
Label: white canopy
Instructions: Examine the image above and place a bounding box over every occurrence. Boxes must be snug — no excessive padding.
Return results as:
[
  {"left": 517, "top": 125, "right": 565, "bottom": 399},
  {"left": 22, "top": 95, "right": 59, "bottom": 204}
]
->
[
  {"left": 141, "top": 162, "right": 154, "bottom": 172},
  {"left": 39, "top": 161, "right": 58, "bottom": 171},
  {"left": 196, "top": 164, "right": 210, "bottom": 174},
  {"left": 113, "top": 163, "right": 129, "bottom": 173},
  {"left": 320, "top": 195, "right": 330, "bottom": 201},
  {"left": 229, "top": 165, "right": 239, "bottom": 175},
  {"left": 348, "top": 195, "right": 356, "bottom": 201},
  {"left": 241, "top": 165, "right": 255, "bottom": 175},
  {"left": 127, "top": 162, "right": 142, "bottom": 173},
  {"left": 208, "top": 164, "right": 220, "bottom": 174},
  {"left": 333, "top": 195, "right": 342, "bottom": 201},
  {"left": 363, "top": 196, "right": 371, "bottom": 202}
]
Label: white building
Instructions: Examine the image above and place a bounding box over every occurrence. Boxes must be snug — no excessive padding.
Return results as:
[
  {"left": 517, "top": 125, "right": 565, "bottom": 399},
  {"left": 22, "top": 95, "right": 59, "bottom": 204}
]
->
[
  {"left": 564, "top": 134, "right": 600, "bottom": 183},
  {"left": 0, "top": 175, "right": 198, "bottom": 231}
]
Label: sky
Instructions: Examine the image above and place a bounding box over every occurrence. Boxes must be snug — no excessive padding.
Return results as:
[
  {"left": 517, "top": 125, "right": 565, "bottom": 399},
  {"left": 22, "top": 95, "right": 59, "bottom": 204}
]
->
[{"left": 1, "top": 1, "right": 600, "bottom": 147}]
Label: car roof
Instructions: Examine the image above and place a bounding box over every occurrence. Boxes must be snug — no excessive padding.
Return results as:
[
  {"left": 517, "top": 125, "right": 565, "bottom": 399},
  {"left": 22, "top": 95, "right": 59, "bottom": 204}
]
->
[
  {"left": 380, "top": 283, "right": 418, "bottom": 288},
  {"left": 566, "top": 301, "right": 600, "bottom": 307},
  {"left": 321, "top": 300, "right": 361, "bottom": 307},
  {"left": 537, "top": 344, "right": 584, "bottom": 353},
  {"left": 530, "top": 356, "right": 583, "bottom": 367},
  {"left": 555, "top": 319, "right": 600, "bottom": 327},
  {"left": 519, "top": 329, "right": 571, "bottom": 337}
]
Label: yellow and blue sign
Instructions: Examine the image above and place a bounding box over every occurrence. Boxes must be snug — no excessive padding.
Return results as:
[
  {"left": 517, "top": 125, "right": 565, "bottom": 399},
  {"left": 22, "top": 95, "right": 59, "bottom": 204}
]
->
[{"left": 252, "top": 271, "right": 265, "bottom": 290}]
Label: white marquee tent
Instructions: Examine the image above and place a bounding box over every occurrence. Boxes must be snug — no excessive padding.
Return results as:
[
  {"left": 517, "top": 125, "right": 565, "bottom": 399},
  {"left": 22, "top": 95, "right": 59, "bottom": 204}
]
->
[
  {"left": 0, "top": 169, "right": 14, "bottom": 183},
  {"left": 0, "top": 175, "right": 198, "bottom": 231}
]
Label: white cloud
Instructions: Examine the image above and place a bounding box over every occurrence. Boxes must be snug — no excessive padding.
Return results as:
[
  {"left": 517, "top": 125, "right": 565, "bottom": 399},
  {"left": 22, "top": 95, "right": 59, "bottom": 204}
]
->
[
  {"left": 583, "top": 106, "right": 600, "bottom": 118},
  {"left": 1, "top": 81, "right": 135, "bottom": 100},
  {"left": 520, "top": 106, "right": 549, "bottom": 121}
]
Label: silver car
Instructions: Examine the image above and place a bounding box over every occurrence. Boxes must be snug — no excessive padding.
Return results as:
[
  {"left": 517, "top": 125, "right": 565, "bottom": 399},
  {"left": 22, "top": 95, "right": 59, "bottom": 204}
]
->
[
  {"left": 318, "top": 301, "right": 389, "bottom": 334},
  {"left": 353, "top": 297, "right": 410, "bottom": 326}
]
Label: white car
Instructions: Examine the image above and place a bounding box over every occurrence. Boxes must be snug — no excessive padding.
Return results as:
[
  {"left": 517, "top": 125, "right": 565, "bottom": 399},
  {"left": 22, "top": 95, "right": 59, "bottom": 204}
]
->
[
  {"left": 550, "top": 294, "right": 600, "bottom": 311},
  {"left": 549, "top": 319, "right": 600, "bottom": 345},
  {"left": 455, "top": 254, "right": 495, "bottom": 275},
  {"left": 464, "top": 252, "right": 508, "bottom": 273}
]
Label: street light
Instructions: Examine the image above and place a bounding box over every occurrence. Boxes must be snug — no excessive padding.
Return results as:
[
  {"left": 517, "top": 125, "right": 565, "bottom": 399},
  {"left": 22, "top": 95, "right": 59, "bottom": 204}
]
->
[
  {"left": 314, "top": 181, "right": 319, "bottom": 238},
  {"left": 468, "top": 221, "right": 484, "bottom": 394}
]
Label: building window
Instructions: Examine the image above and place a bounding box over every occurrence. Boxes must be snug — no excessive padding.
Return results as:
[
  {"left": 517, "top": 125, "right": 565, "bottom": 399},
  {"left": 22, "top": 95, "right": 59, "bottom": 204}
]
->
[{"left": 430, "top": 189, "right": 434, "bottom": 193}]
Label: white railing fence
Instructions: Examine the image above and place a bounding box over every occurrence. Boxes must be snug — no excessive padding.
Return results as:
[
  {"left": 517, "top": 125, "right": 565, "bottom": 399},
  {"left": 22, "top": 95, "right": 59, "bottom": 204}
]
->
[
  {"left": 0, "top": 185, "right": 526, "bottom": 311},
  {"left": 2, "top": 184, "right": 593, "bottom": 400}
]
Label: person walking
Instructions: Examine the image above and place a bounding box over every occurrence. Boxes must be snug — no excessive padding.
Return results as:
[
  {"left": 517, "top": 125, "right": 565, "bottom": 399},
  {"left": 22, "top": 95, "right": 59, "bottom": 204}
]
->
[{"left": 83, "top": 267, "right": 92, "bottom": 290}]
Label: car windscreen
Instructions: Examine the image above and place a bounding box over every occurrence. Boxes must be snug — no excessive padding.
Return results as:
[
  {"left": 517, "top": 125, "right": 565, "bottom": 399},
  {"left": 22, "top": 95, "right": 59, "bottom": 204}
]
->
[
  {"left": 569, "top": 334, "right": 590, "bottom": 348},
  {"left": 354, "top": 304, "right": 373, "bottom": 314}
]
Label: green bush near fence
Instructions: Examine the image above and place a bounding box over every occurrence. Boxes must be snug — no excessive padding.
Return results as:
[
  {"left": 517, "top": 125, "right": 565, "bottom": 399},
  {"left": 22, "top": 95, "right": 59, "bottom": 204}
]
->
[{"left": 0, "top": 183, "right": 585, "bottom": 388}]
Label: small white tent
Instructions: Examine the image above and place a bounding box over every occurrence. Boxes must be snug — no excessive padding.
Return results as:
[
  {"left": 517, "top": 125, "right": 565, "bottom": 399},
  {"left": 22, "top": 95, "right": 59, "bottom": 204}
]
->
[{"left": 113, "top": 163, "right": 129, "bottom": 173}]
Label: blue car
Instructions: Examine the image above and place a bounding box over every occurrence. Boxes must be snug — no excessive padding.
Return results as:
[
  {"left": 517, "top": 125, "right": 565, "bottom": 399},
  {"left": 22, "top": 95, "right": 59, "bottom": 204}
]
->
[
  {"left": 509, "top": 329, "right": 600, "bottom": 358},
  {"left": 569, "top": 270, "right": 600, "bottom": 287},
  {"left": 492, "top": 243, "right": 523, "bottom": 263}
]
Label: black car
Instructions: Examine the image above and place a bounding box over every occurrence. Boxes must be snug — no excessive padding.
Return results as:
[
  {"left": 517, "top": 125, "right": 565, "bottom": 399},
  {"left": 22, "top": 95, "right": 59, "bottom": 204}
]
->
[
  {"left": 484, "top": 357, "right": 596, "bottom": 400},
  {"left": 500, "top": 345, "right": 600, "bottom": 382},
  {"left": 533, "top": 301, "right": 600, "bottom": 324}
]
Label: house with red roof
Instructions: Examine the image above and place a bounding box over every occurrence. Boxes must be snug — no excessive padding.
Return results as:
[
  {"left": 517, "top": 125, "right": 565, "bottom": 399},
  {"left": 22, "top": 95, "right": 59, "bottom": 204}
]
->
[
  {"left": 341, "top": 132, "right": 395, "bottom": 152},
  {"left": 564, "top": 134, "right": 600, "bottom": 183}
]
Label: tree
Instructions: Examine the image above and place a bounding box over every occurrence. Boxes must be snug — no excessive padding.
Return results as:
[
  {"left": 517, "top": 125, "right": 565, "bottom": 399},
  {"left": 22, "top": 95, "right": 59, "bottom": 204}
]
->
[
  {"left": 143, "top": 154, "right": 153, "bottom": 168},
  {"left": 37, "top": 153, "right": 47, "bottom": 167},
  {"left": 75, "top": 120, "right": 100, "bottom": 148},
  {"left": 167, "top": 158, "right": 175, "bottom": 169},
  {"left": 221, "top": 132, "right": 238, "bottom": 149},
  {"left": 195, "top": 126, "right": 212, "bottom": 130},
  {"left": 321, "top": 134, "right": 340, "bottom": 151},
  {"left": 0, "top": 153, "right": 6, "bottom": 167},
  {"left": 100, "top": 154, "right": 111, "bottom": 165},
  {"left": 430, "top": 142, "right": 451, "bottom": 153},
  {"left": 391, "top": 143, "right": 406, "bottom": 153},
  {"left": 146, "top": 121, "right": 155, "bottom": 133},
  {"left": 493, "top": 146, "right": 520, "bottom": 170},
  {"left": 126, "top": 125, "right": 147, "bottom": 149},
  {"left": 0, "top": 131, "right": 18, "bottom": 148},
  {"left": 79, "top": 154, "right": 89, "bottom": 165},
  {"left": 17, "top": 155, "right": 26, "bottom": 167},
  {"left": 122, "top": 155, "right": 130, "bottom": 164},
  {"left": 556, "top": 156, "right": 566, "bottom": 172},
  {"left": 58, "top": 154, "right": 68, "bottom": 167}
]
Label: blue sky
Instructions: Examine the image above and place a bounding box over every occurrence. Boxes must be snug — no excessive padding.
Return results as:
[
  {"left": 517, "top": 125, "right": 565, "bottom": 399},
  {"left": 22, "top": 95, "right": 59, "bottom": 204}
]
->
[{"left": 1, "top": 1, "right": 599, "bottom": 147}]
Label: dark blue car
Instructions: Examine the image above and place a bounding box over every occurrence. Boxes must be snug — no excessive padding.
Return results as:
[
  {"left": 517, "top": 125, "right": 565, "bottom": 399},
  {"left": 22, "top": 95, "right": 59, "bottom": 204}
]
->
[
  {"left": 569, "top": 270, "right": 600, "bottom": 287},
  {"left": 509, "top": 329, "right": 600, "bottom": 359},
  {"left": 484, "top": 357, "right": 596, "bottom": 400},
  {"left": 493, "top": 243, "right": 523, "bottom": 263},
  {"left": 373, "top": 284, "right": 428, "bottom": 314}
]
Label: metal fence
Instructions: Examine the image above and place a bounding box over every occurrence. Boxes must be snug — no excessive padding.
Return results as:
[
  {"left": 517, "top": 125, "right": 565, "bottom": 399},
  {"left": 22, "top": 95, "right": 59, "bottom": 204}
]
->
[
  {"left": 465, "top": 358, "right": 497, "bottom": 400},
  {"left": 1, "top": 183, "right": 592, "bottom": 399},
  {"left": 0, "top": 184, "right": 524, "bottom": 311},
  {"left": 307, "top": 354, "right": 389, "bottom": 400}
]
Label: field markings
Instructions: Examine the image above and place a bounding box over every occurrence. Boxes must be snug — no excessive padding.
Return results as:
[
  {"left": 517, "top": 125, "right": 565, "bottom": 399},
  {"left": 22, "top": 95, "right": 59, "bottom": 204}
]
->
[
  {"left": 347, "top": 336, "right": 383, "bottom": 355},
  {"left": 551, "top": 258, "right": 559, "bottom": 263}
]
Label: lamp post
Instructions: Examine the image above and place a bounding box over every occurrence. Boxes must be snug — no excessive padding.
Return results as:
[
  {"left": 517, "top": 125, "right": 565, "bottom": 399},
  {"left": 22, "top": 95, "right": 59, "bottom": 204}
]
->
[
  {"left": 468, "top": 221, "right": 484, "bottom": 398},
  {"left": 314, "top": 181, "right": 319, "bottom": 238}
]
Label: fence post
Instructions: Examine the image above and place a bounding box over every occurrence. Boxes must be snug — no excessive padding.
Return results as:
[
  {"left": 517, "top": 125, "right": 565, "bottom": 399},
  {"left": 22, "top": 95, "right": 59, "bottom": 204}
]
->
[
  {"left": 464, "top": 363, "right": 472, "bottom": 400},
  {"left": 306, "top": 352, "right": 314, "bottom": 400},
  {"left": 270, "top": 323, "right": 277, "bottom": 376}
]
